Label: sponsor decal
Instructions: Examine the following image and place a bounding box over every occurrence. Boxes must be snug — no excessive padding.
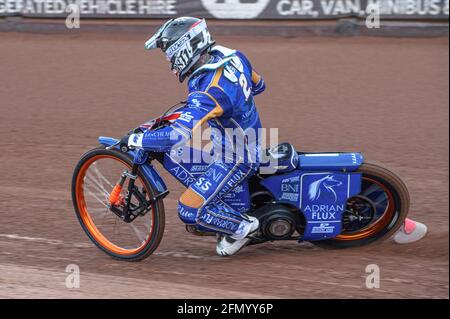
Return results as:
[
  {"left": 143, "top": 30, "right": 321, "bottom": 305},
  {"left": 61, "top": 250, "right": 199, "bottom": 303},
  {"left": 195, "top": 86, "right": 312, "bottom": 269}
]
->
[
  {"left": 281, "top": 193, "right": 299, "bottom": 201},
  {"left": 0, "top": 0, "right": 447, "bottom": 19},
  {"left": 178, "top": 205, "right": 196, "bottom": 221},
  {"left": 351, "top": 152, "right": 358, "bottom": 164},
  {"left": 222, "top": 184, "right": 245, "bottom": 201},
  {"left": 298, "top": 172, "right": 361, "bottom": 240},
  {"left": 300, "top": 173, "right": 347, "bottom": 223},
  {"left": 191, "top": 98, "right": 202, "bottom": 109},
  {"left": 223, "top": 65, "right": 238, "bottom": 83},
  {"left": 169, "top": 166, "right": 196, "bottom": 186},
  {"left": 282, "top": 175, "right": 300, "bottom": 183},
  {"left": 194, "top": 177, "right": 213, "bottom": 193},
  {"left": 308, "top": 174, "right": 342, "bottom": 202},
  {"left": 217, "top": 169, "right": 248, "bottom": 198},
  {"left": 179, "top": 111, "right": 195, "bottom": 123},
  {"left": 311, "top": 223, "right": 335, "bottom": 234},
  {"left": 190, "top": 165, "right": 209, "bottom": 173},
  {"left": 201, "top": 213, "right": 239, "bottom": 232},
  {"left": 281, "top": 182, "right": 299, "bottom": 193},
  {"left": 280, "top": 175, "right": 300, "bottom": 202},
  {"left": 230, "top": 56, "right": 244, "bottom": 72},
  {"left": 165, "top": 33, "right": 191, "bottom": 58},
  {"left": 241, "top": 109, "right": 254, "bottom": 120},
  {"left": 129, "top": 133, "right": 143, "bottom": 147},
  {"left": 233, "top": 185, "right": 244, "bottom": 193},
  {"left": 304, "top": 204, "right": 344, "bottom": 219},
  {"left": 204, "top": 167, "right": 224, "bottom": 182}
]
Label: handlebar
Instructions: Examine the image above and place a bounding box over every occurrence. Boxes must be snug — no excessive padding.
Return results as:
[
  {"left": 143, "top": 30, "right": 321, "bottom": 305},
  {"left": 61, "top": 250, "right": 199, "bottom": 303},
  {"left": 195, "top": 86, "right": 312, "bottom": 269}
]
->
[{"left": 107, "top": 100, "right": 187, "bottom": 151}]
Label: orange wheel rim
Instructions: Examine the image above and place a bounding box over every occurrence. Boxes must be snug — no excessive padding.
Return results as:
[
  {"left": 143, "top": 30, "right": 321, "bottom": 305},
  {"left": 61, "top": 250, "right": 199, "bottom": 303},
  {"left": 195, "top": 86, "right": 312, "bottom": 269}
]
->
[
  {"left": 75, "top": 155, "right": 154, "bottom": 255},
  {"left": 336, "top": 177, "right": 395, "bottom": 241}
]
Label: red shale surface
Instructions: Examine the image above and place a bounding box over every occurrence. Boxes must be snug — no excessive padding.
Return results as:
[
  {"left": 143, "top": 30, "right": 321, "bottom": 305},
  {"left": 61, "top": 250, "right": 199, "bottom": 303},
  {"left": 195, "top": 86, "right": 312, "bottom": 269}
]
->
[{"left": 0, "top": 32, "right": 448, "bottom": 298}]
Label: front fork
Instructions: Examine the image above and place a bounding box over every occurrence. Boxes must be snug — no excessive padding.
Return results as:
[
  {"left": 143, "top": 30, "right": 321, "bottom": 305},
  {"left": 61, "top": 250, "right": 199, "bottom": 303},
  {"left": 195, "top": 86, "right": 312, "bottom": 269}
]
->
[{"left": 108, "top": 164, "right": 147, "bottom": 223}]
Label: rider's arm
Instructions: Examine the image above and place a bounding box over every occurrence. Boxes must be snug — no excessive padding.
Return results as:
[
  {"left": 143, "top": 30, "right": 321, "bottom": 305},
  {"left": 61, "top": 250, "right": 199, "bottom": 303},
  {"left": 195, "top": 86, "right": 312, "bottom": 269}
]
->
[
  {"left": 235, "top": 51, "right": 265, "bottom": 96},
  {"left": 128, "top": 91, "right": 227, "bottom": 152},
  {"left": 251, "top": 70, "right": 265, "bottom": 96}
]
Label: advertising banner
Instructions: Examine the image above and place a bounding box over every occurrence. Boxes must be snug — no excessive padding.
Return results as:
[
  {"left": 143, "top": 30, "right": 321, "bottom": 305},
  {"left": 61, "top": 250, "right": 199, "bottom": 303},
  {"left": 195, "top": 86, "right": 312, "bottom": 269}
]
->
[{"left": 0, "top": 0, "right": 449, "bottom": 19}]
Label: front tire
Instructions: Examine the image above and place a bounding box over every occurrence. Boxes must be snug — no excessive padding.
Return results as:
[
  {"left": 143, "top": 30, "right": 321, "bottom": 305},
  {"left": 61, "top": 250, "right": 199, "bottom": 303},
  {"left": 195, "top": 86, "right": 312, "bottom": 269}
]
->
[
  {"left": 312, "top": 162, "right": 409, "bottom": 249},
  {"left": 71, "top": 147, "right": 165, "bottom": 261}
]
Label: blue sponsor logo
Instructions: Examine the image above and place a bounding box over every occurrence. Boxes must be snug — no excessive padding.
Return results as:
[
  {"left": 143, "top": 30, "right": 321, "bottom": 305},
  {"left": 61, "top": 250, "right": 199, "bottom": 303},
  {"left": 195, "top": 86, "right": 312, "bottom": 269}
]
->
[{"left": 311, "top": 223, "right": 335, "bottom": 234}]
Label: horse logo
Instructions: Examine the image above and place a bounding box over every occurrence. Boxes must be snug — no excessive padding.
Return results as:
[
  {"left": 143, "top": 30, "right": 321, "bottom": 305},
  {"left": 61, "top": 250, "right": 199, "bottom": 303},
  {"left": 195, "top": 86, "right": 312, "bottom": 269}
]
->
[{"left": 308, "top": 175, "right": 343, "bottom": 202}]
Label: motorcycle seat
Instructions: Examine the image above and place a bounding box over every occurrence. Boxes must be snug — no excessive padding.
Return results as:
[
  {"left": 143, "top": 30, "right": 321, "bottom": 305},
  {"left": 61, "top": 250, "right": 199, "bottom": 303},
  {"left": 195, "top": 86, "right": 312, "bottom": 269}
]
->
[{"left": 297, "top": 152, "right": 364, "bottom": 171}]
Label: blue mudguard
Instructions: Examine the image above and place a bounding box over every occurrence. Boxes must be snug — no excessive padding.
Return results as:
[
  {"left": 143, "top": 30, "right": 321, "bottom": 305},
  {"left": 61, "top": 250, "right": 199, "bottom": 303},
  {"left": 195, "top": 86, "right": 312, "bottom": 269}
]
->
[
  {"left": 298, "top": 152, "right": 364, "bottom": 172},
  {"left": 98, "top": 136, "right": 168, "bottom": 195},
  {"left": 260, "top": 170, "right": 362, "bottom": 241}
]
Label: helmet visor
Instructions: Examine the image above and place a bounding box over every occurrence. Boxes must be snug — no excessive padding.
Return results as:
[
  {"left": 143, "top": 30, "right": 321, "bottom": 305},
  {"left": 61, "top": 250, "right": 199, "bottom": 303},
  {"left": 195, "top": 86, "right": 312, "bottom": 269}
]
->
[{"left": 144, "top": 19, "right": 174, "bottom": 51}]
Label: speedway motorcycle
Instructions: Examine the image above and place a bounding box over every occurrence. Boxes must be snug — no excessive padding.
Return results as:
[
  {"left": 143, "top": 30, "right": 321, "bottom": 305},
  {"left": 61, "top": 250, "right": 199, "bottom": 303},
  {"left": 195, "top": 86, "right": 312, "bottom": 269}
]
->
[{"left": 71, "top": 104, "right": 409, "bottom": 261}]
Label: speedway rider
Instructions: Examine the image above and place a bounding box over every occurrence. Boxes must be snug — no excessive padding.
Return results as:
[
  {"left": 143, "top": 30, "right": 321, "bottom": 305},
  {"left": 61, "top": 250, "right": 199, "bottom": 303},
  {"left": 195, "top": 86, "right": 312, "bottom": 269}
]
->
[
  {"left": 120, "top": 17, "right": 265, "bottom": 256},
  {"left": 120, "top": 17, "right": 427, "bottom": 255}
]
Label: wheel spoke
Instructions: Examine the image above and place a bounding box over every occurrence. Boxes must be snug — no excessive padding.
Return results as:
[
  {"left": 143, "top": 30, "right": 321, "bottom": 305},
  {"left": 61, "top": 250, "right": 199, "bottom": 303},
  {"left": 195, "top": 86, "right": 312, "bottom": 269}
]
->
[
  {"left": 372, "top": 193, "right": 388, "bottom": 207},
  {"left": 84, "top": 184, "right": 109, "bottom": 208},
  {"left": 361, "top": 183, "right": 381, "bottom": 198},
  {"left": 85, "top": 172, "right": 110, "bottom": 201},
  {"left": 128, "top": 223, "right": 147, "bottom": 243},
  {"left": 93, "top": 162, "right": 115, "bottom": 188}
]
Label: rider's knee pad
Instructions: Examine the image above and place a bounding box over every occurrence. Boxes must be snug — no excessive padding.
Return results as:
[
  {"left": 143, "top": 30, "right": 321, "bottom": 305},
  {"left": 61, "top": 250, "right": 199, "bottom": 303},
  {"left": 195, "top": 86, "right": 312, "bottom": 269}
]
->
[
  {"left": 180, "top": 188, "right": 205, "bottom": 208},
  {"left": 178, "top": 188, "right": 205, "bottom": 224}
]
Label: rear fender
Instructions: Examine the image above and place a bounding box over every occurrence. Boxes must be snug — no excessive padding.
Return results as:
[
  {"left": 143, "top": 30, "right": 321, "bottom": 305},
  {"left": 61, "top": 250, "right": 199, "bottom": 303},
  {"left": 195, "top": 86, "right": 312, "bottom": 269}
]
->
[{"left": 298, "top": 152, "right": 364, "bottom": 172}]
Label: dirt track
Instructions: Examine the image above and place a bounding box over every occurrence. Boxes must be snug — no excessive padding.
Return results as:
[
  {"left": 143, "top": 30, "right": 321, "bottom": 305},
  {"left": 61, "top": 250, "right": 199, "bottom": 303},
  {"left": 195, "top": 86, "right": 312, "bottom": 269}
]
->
[{"left": 0, "top": 31, "right": 448, "bottom": 299}]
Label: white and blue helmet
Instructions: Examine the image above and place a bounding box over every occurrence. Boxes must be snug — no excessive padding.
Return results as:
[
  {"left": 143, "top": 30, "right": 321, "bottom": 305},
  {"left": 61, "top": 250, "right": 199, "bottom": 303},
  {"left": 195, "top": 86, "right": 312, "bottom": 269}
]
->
[{"left": 145, "top": 17, "right": 215, "bottom": 82}]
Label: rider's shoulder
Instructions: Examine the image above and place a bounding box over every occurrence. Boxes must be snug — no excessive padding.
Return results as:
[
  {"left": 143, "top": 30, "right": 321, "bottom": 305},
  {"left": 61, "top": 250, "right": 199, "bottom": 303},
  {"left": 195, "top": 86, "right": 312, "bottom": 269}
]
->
[
  {"left": 212, "top": 45, "right": 251, "bottom": 69},
  {"left": 190, "top": 45, "right": 236, "bottom": 80},
  {"left": 210, "top": 45, "right": 236, "bottom": 58},
  {"left": 188, "top": 69, "right": 216, "bottom": 92}
]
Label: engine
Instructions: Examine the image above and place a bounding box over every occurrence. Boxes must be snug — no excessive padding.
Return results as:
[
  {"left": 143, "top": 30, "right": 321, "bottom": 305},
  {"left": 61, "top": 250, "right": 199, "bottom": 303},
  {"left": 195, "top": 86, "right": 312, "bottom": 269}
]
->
[{"left": 249, "top": 203, "right": 303, "bottom": 241}]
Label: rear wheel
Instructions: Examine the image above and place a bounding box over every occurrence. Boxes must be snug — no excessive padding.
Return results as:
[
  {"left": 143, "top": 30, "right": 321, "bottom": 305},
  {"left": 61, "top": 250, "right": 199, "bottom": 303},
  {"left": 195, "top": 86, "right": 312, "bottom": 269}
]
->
[
  {"left": 71, "top": 148, "right": 165, "bottom": 261},
  {"left": 312, "top": 162, "right": 409, "bottom": 249}
]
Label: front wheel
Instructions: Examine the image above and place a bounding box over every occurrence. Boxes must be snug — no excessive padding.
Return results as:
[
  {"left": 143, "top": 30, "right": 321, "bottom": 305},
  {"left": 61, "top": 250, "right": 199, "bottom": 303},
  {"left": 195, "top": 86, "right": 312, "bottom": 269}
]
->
[
  {"left": 312, "top": 162, "right": 409, "bottom": 249},
  {"left": 71, "top": 147, "right": 165, "bottom": 261}
]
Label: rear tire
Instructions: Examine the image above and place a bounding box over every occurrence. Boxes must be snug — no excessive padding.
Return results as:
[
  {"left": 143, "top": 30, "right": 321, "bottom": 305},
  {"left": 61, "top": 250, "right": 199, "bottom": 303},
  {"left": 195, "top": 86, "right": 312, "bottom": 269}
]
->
[
  {"left": 72, "top": 147, "right": 165, "bottom": 261},
  {"left": 312, "top": 162, "right": 409, "bottom": 249}
]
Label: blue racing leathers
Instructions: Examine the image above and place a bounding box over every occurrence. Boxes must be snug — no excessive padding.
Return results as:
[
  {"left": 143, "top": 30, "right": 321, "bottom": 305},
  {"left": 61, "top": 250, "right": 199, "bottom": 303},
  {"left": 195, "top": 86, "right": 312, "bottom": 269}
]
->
[{"left": 129, "top": 45, "right": 266, "bottom": 236}]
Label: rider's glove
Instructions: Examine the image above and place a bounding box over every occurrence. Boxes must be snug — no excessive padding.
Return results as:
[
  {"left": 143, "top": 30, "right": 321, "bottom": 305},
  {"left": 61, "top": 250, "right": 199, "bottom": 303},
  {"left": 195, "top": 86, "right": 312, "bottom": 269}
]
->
[{"left": 119, "top": 131, "right": 144, "bottom": 153}]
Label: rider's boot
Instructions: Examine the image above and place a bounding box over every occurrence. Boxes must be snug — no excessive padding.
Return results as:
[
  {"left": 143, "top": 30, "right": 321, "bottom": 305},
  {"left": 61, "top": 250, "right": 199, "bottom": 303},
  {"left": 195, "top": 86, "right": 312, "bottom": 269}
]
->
[
  {"left": 393, "top": 218, "right": 428, "bottom": 244},
  {"left": 216, "top": 216, "right": 260, "bottom": 257}
]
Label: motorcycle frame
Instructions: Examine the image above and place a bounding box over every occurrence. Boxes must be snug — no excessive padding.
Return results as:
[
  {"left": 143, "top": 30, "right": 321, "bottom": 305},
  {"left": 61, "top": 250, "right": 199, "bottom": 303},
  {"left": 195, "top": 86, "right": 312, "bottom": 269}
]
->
[{"left": 98, "top": 136, "right": 364, "bottom": 241}]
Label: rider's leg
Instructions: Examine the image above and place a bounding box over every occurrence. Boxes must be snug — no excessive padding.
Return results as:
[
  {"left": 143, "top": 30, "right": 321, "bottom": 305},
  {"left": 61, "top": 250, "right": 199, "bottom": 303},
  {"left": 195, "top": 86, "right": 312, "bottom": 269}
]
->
[{"left": 177, "top": 161, "right": 259, "bottom": 255}]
